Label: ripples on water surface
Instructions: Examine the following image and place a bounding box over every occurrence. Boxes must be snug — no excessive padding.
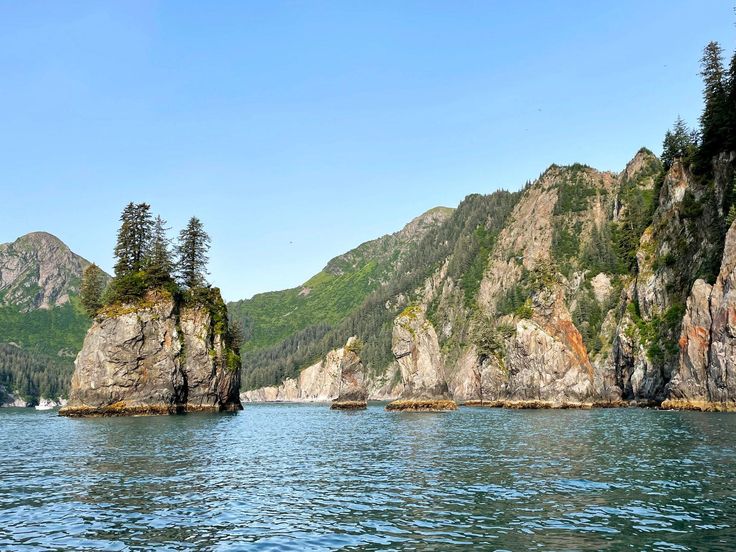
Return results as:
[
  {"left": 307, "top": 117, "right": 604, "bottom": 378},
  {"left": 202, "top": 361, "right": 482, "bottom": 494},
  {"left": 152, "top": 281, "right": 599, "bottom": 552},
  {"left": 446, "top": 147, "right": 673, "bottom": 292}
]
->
[{"left": 1, "top": 405, "right": 735, "bottom": 550}]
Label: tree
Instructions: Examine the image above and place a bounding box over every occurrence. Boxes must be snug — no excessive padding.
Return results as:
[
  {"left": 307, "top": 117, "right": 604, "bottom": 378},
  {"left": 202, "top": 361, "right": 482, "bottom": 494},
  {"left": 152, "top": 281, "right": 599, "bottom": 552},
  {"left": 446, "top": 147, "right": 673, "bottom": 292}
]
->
[
  {"left": 147, "top": 215, "right": 173, "bottom": 286},
  {"left": 176, "top": 217, "right": 211, "bottom": 288},
  {"left": 662, "top": 116, "right": 698, "bottom": 169},
  {"left": 698, "top": 41, "right": 728, "bottom": 166},
  {"left": 113, "top": 202, "right": 154, "bottom": 276},
  {"left": 80, "top": 264, "right": 106, "bottom": 317},
  {"left": 726, "top": 49, "right": 736, "bottom": 153}
]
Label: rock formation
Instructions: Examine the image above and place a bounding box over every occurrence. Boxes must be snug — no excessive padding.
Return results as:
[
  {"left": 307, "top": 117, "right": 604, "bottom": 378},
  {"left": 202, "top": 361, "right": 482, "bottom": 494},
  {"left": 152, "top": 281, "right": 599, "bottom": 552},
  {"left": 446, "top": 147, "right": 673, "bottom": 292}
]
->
[
  {"left": 241, "top": 337, "right": 396, "bottom": 403},
  {"left": 331, "top": 337, "right": 368, "bottom": 410},
  {"left": 663, "top": 219, "right": 736, "bottom": 411},
  {"left": 59, "top": 289, "right": 242, "bottom": 417},
  {"left": 386, "top": 306, "right": 457, "bottom": 412},
  {"left": 238, "top": 149, "right": 736, "bottom": 412}
]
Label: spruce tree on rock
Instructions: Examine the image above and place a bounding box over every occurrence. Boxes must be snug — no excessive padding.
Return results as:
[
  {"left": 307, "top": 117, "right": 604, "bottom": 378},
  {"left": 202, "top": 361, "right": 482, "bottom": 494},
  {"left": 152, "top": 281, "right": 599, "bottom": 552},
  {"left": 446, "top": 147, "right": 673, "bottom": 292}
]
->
[
  {"left": 80, "top": 264, "right": 106, "bottom": 317},
  {"left": 727, "top": 49, "right": 736, "bottom": 153},
  {"left": 662, "top": 116, "right": 697, "bottom": 170},
  {"left": 698, "top": 41, "right": 728, "bottom": 167},
  {"left": 176, "top": 217, "right": 211, "bottom": 289},
  {"left": 113, "top": 202, "right": 155, "bottom": 276},
  {"left": 147, "top": 215, "right": 174, "bottom": 286}
]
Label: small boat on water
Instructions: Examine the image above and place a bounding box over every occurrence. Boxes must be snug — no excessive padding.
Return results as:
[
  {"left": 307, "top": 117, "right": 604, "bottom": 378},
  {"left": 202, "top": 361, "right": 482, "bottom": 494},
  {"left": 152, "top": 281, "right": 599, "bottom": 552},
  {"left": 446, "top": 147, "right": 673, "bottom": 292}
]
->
[{"left": 34, "top": 403, "right": 55, "bottom": 411}]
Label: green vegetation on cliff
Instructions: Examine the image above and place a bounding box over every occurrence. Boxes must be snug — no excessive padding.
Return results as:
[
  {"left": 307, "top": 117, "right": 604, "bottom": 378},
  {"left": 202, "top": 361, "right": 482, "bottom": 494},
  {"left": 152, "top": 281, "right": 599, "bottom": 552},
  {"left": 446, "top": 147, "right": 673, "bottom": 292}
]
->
[{"left": 237, "top": 193, "right": 519, "bottom": 390}]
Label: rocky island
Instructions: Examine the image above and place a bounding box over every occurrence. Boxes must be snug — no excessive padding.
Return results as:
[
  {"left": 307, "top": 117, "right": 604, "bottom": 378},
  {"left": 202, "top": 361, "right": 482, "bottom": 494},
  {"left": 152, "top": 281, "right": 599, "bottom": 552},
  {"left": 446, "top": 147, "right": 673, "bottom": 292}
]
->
[
  {"left": 331, "top": 337, "right": 368, "bottom": 410},
  {"left": 59, "top": 204, "right": 242, "bottom": 417}
]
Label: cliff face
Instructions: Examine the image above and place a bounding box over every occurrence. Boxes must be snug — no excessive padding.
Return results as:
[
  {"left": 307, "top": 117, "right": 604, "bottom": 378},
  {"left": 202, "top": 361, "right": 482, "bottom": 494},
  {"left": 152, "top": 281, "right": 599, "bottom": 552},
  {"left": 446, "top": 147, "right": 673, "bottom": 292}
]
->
[
  {"left": 664, "top": 219, "right": 736, "bottom": 410},
  {"left": 59, "top": 290, "right": 242, "bottom": 417},
  {"left": 391, "top": 306, "right": 450, "bottom": 400},
  {"left": 241, "top": 338, "right": 401, "bottom": 402},
  {"left": 242, "top": 148, "right": 736, "bottom": 411}
]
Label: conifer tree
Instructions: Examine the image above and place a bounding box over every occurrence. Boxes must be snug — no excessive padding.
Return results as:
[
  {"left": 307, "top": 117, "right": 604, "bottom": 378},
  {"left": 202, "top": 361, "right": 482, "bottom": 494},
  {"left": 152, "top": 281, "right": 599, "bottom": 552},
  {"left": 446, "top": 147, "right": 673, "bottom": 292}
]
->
[
  {"left": 113, "top": 202, "right": 155, "bottom": 276},
  {"left": 662, "top": 116, "right": 697, "bottom": 169},
  {"left": 147, "top": 215, "right": 173, "bottom": 286},
  {"left": 176, "top": 217, "right": 211, "bottom": 289},
  {"left": 80, "top": 264, "right": 106, "bottom": 317},
  {"left": 698, "top": 41, "right": 728, "bottom": 166},
  {"left": 726, "top": 49, "right": 736, "bottom": 153}
]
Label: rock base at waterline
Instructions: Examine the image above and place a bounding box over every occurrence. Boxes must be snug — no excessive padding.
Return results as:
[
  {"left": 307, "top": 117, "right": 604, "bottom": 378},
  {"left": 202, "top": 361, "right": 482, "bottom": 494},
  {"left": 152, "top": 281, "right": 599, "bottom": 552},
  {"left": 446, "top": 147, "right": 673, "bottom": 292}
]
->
[
  {"left": 330, "top": 400, "right": 367, "bottom": 410},
  {"left": 59, "top": 401, "right": 242, "bottom": 418},
  {"left": 660, "top": 399, "right": 736, "bottom": 412},
  {"left": 386, "top": 399, "right": 457, "bottom": 412},
  {"left": 462, "top": 399, "right": 593, "bottom": 409}
]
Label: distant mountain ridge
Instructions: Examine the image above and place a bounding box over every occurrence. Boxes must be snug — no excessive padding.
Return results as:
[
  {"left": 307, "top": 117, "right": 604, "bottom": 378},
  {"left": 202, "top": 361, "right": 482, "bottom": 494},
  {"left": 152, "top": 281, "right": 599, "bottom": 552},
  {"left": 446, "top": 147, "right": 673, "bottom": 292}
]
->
[
  {"left": 0, "top": 232, "right": 108, "bottom": 405},
  {"left": 0, "top": 231, "right": 97, "bottom": 311},
  {"left": 227, "top": 206, "right": 454, "bottom": 356}
]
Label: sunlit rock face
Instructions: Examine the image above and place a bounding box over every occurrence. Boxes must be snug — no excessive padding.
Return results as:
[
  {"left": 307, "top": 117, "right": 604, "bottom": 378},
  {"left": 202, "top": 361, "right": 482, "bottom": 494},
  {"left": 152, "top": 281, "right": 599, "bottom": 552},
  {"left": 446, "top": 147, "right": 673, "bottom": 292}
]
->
[
  {"left": 386, "top": 306, "right": 457, "bottom": 412},
  {"left": 664, "top": 219, "right": 736, "bottom": 411},
  {"left": 59, "top": 290, "right": 242, "bottom": 417}
]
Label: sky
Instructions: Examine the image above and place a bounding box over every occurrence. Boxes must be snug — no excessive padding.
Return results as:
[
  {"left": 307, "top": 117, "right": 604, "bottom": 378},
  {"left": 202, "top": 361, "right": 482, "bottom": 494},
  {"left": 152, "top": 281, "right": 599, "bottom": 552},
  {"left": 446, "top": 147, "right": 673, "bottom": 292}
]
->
[{"left": 0, "top": 1, "right": 733, "bottom": 301}]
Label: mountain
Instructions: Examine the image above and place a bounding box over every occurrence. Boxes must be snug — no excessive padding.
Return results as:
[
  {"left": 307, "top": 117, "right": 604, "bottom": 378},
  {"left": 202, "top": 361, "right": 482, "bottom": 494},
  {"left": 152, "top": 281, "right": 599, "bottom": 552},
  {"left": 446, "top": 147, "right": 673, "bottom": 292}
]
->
[
  {"left": 227, "top": 206, "right": 456, "bottom": 387},
  {"left": 239, "top": 147, "right": 736, "bottom": 410},
  {"left": 0, "top": 232, "right": 108, "bottom": 404}
]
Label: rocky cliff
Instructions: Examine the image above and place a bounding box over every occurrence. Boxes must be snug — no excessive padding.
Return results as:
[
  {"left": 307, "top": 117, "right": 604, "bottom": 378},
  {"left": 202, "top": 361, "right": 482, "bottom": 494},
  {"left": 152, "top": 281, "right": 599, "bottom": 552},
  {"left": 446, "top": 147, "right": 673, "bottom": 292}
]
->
[
  {"left": 664, "top": 218, "right": 736, "bottom": 411},
  {"left": 59, "top": 289, "right": 242, "bottom": 417},
  {"left": 386, "top": 306, "right": 457, "bottom": 411},
  {"left": 242, "top": 147, "right": 736, "bottom": 411},
  {"left": 241, "top": 337, "right": 401, "bottom": 403}
]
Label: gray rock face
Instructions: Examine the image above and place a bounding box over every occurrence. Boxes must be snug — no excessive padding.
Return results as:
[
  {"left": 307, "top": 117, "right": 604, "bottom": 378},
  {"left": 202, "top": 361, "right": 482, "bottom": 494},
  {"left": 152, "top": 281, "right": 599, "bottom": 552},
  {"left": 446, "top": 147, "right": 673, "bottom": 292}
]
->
[
  {"left": 241, "top": 337, "right": 395, "bottom": 404},
  {"left": 391, "top": 306, "right": 451, "bottom": 400},
  {"left": 332, "top": 337, "right": 368, "bottom": 407},
  {"left": 665, "top": 220, "right": 736, "bottom": 410},
  {"left": 0, "top": 232, "right": 106, "bottom": 311},
  {"left": 59, "top": 290, "right": 241, "bottom": 416},
  {"left": 461, "top": 288, "right": 598, "bottom": 408}
]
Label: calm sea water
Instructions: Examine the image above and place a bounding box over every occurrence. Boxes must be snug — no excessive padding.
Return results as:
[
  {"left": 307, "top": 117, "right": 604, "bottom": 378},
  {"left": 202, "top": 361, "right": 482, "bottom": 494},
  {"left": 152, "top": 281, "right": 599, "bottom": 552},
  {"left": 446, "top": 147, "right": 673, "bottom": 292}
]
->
[{"left": 1, "top": 405, "right": 735, "bottom": 551}]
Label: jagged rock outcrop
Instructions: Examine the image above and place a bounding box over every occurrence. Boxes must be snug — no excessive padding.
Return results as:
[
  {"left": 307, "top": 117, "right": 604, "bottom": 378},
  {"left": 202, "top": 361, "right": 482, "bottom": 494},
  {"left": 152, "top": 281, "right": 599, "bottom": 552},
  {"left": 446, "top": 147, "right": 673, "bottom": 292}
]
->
[
  {"left": 386, "top": 306, "right": 457, "bottom": 411},
  {"left": 331, "top": 337, "right": 368, "bottom": 409},
  {"left": 0, "top": 232, "right": 105, "bottom": 311},
  {"left": 238, "top": 148, "right": 736, "bottom": 412},
  {"left": 664, "top": 219, "right": 736, "bottom": 411},
  {"left": 242, "top": 339, "right": 400, "bottom": 403},
  {"left": 59, "top": 290, "right": 242, "bottom": 417}
]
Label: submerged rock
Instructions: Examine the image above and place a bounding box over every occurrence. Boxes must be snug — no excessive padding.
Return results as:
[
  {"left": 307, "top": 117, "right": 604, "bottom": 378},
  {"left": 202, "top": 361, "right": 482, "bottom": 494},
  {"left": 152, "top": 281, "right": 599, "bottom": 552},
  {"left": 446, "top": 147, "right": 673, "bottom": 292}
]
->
[
  {"left": 331, "top": 337, "right": 368, "bottom": 410},
  {"left": 386, "top": 306, "right": 457, "bottom": 412},
  {"left": 59, "top": 289, "right": 242, "bottom": 417}
]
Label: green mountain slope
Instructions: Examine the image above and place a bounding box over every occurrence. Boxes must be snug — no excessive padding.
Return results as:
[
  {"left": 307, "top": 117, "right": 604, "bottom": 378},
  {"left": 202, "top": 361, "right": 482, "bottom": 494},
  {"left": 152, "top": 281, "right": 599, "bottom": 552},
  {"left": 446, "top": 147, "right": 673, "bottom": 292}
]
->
[
  {"left": 233, "top": 195, "right": 520, "bottom": 390},
  {"left": 228, "top": 207, "right": 454, "bottom": 354},
  {"left": 0, "top": 232, "right": 108, "bottom": 402}
]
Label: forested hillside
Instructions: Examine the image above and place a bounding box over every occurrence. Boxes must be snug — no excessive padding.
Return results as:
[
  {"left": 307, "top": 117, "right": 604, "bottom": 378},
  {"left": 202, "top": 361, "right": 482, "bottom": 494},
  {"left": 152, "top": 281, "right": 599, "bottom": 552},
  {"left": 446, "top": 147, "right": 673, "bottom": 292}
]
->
[
  {"left": 0, "top": 232, "right": 104, "bottom": 403},
  {"left": 236, "top": 193, "right": 519, "bottom": 390},
  {"left": 239, "top": 37, "right": 736, "bottom": 410}
]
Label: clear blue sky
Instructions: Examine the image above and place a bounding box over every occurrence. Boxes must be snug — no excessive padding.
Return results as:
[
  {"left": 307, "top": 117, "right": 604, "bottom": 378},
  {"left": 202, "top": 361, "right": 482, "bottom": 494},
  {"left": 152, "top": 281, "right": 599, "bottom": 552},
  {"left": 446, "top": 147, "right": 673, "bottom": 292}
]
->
[{"left": 0, "top": 1, "right": 733, "bottom": 301}]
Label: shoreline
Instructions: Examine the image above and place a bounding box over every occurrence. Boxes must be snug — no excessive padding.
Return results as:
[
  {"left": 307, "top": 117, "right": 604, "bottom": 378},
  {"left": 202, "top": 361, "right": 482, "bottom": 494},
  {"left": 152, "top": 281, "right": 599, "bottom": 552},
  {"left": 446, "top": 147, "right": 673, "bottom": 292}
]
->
[{"left": 240, "top": 398, "right": 736, "bottom": 412}]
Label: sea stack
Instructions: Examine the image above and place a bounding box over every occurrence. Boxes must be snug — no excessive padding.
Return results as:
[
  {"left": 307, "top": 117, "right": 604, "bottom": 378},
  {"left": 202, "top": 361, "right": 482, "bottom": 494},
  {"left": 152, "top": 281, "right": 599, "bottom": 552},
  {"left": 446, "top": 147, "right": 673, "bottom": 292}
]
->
[
  {"left": 386, "top": 306, "right": 457, "bottom": 412},
  {"left": 331, "top": 336, "right": 368, "bottom": 410},
  {"left": 59, "top": 288, "right": 242, "bottom": 417}
]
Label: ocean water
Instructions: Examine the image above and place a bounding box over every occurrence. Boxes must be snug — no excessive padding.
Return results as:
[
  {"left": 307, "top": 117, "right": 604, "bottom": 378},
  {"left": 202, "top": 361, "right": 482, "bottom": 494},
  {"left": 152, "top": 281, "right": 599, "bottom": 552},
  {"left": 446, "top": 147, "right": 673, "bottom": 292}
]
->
[{"left": 1, "top": 404, "right": 735, "bottom": 551}]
